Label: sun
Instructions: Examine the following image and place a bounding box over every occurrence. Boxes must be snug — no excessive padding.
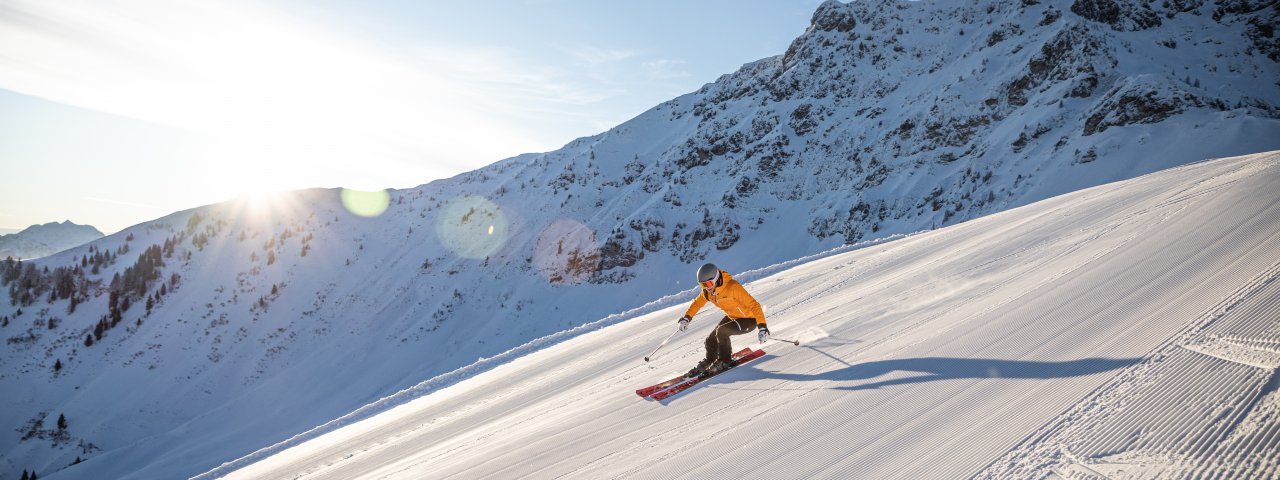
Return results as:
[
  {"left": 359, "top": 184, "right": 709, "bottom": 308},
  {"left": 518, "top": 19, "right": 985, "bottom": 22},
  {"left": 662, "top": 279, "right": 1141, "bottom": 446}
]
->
[
  {"left": 244, "top": 191, "right": 279, "bottom": 212},
  {"left": 234, "top": 186, "right": 295, "bottom": 222}
]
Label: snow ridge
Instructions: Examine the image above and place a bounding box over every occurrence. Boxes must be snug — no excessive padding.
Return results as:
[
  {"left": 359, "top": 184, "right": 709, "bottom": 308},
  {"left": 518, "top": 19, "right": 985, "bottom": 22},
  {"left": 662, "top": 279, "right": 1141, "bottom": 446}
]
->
[{"left": 2, "top": 0, "right": 1279, "bottom": 478}]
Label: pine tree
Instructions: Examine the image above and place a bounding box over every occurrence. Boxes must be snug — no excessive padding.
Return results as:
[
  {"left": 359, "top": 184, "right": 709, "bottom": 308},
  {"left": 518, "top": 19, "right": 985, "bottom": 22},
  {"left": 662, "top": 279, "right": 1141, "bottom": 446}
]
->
[
  {"left": 85, "top": 334, "right": 94, "bottom": 347},
  {"left": 53, "top": 359, "right": 62, "bottom": 372},
  {"left": 21, "top": 469, "right": 29, "bottom": 480},
  {"left": 57, "top": 414, "right": 67, "bottom": 430}
]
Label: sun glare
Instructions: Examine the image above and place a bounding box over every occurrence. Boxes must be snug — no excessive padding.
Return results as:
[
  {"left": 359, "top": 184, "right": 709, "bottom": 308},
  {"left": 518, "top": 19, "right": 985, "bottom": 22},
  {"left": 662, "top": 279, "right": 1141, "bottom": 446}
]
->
[
  {"left": 232, "top": 186, "right": 298, "bottom": 223},
  {"left": 0, "top": 0, "right": 549, "bottom": 215},
  {"left": 340, "top": 188, "right": 391, "bottom": 218},
  {"left": 243, "top": 190, "right": 280, "bottom": 212}
]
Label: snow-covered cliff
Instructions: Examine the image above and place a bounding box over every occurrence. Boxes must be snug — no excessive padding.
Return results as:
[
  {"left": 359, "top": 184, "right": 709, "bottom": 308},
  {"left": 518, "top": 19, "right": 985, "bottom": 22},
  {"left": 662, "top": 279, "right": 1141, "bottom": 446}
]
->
[{"left": 3, "top": 0, "right": 1278, "bottom": 478}]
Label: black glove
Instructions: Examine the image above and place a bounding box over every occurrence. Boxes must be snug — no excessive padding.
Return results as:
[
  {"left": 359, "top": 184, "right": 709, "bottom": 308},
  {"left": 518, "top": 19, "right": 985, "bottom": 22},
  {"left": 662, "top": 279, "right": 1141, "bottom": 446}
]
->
[
  {"left": 757, "top": 324, "right": 770, "bottom": 344},
  {"left": 678, "top": 315, "right": 691, "bottom": 332}
]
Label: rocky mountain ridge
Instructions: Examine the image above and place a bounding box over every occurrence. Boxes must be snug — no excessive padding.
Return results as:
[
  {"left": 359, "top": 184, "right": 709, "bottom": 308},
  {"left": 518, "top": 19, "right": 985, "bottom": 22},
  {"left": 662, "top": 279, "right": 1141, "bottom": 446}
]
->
[{"left": 2, "top": 0, "right": 1277, "bottom": 478}]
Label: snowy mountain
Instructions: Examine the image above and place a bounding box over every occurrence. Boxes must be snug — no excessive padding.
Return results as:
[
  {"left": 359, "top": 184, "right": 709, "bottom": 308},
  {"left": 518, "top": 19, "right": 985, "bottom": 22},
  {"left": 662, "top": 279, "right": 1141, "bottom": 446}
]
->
[
  {"left": 2, "top": 0, "right": 1278, "bottom": 478},
  {"left": 217, "top": 151, "right": 1280, "bottom": 479},
  {"left": 0, "top": 221, "right": 103, "bottom": 260}
]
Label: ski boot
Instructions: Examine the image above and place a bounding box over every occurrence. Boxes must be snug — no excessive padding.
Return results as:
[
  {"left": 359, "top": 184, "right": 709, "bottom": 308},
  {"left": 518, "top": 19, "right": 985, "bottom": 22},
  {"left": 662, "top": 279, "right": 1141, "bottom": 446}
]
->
[{"left": 687, "top": 357, "right": 728, "bottom": 378}]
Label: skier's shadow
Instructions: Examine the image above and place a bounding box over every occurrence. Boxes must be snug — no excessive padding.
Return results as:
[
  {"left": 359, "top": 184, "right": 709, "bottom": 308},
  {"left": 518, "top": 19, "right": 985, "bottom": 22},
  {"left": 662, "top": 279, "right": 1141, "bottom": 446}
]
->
[{"left": 762, "top": 355, "right": 1142, "bottom": 391}]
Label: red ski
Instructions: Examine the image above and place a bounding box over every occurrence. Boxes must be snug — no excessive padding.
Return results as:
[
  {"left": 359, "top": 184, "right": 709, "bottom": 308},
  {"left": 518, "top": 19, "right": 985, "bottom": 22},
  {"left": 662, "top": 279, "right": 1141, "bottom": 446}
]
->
[
  {"left": 644, "top": 348, "right": 766, "bottom": 401},
  {"left": 636, "top": 348, "right": 754, "bottom": 398}
]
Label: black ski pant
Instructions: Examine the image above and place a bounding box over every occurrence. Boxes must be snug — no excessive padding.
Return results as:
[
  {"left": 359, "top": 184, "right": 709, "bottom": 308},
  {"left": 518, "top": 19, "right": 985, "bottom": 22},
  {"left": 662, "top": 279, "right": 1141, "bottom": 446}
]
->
[{"left": 704, "top": 316, "right": 758, "bottom": 363}]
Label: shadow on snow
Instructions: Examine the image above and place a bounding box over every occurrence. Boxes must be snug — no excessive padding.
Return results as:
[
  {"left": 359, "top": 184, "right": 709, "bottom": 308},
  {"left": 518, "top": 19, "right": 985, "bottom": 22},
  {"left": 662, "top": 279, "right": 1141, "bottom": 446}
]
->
[{"left": 761, "top": 355, "right": 1142, "bottom": 391}]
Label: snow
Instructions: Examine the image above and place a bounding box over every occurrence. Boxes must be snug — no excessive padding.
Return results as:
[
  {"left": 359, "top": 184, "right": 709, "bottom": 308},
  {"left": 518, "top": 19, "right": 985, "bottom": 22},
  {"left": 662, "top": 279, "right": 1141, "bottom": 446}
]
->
[
  {"left": 0, "top": 221, "right": 103, "bottom": 260},
  {"left": 212, "top": 151, "right": 1280, "bottom": 479},
  {"left": 4, "top": 1, "right": 1279, "bottom": 478}
]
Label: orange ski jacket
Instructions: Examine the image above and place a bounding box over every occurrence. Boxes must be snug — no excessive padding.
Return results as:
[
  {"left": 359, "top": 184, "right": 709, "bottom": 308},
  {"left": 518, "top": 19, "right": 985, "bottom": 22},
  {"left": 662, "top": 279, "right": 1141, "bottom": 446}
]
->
[{"left": 684, "top": 270, "right": 766, "bottom": 325}]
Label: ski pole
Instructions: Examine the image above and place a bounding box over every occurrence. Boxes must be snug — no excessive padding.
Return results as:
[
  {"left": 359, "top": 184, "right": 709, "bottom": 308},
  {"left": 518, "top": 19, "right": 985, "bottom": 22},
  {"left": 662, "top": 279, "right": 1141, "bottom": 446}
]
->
[
  {"left": 644, "top": 324, "right": 682, "bottom": 362},
  {"left": 772, "top": 337, "right": 801, "bottom": 346}
]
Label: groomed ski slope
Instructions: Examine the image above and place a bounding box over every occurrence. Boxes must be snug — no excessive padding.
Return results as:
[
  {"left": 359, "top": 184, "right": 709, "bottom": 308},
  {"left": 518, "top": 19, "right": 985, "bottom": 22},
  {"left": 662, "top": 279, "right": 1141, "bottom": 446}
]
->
[{"left": 219, "top": 151, "right": 1280, "bottom": 479}]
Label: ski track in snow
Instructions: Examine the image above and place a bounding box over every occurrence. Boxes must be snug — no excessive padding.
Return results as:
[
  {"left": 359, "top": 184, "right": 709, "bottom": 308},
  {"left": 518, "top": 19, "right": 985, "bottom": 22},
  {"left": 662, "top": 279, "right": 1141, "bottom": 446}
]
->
[
  {"left": 8, "top": 0, "right": 1280, "bottom": 476},
  {"left": 215, "top": 152, "right": 1280, "bottom": 479}
]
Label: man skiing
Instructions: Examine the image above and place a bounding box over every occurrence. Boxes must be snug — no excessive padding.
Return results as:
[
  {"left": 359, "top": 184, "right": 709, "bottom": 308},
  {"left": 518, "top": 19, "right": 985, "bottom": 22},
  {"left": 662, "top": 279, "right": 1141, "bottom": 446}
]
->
[{"left": 678, "top": 263, "right": 769, "bottom": 377}]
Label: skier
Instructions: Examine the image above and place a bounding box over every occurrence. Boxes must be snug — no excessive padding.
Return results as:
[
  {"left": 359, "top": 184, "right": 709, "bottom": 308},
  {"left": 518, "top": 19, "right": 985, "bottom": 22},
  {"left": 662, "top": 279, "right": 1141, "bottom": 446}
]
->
[{"left": 678, "top": 263, "right": 769, "bottom": 377}]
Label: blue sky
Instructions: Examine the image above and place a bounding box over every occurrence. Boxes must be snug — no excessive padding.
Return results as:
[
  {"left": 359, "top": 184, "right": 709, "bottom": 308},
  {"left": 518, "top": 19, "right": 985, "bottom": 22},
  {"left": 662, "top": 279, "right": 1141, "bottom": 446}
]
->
[{"left": 0, "top": 0, "right": 824, "bottom": 234}]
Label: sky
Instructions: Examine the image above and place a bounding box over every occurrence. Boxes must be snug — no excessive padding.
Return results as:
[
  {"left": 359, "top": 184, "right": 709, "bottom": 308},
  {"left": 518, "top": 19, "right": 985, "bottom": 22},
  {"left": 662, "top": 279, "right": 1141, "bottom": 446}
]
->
[{"left": 0, "top": 0, "right": 825, "bottom": 234}]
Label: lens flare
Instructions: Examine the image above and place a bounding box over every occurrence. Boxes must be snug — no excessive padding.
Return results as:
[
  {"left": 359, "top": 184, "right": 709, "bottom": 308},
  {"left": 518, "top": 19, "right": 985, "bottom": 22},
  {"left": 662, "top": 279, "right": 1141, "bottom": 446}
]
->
[
  {"left": 436, "top": 195, "right": 508, "bottom": 259},
  {"left": 533, "top": 219, "right": 600, "bottom": 284},
  {"left": 341, "top": 188, "right": 390, "bottom": 217}
]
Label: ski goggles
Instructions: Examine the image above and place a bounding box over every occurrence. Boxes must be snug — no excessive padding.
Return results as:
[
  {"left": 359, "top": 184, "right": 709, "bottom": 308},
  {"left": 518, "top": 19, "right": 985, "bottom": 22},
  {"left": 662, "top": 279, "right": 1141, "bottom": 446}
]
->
[{"left": 702, "top": 278, "right": 716, "bottom": 289}]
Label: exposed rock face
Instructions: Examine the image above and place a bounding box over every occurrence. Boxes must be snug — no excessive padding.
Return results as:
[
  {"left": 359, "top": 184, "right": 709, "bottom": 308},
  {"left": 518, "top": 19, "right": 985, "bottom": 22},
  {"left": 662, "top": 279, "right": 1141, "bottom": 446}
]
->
[
  {"left": 5, "top": 2, "right": 1279, "bottom": 478},
  {"left": 1070, "top": 0, "right": 1163, "bottom": 31},
  {"left": 1084, "top": 80, "right": 1201, "bottom": 135},
  {"left": 551, "top": 0, "right": 1278, "bottom": 258}
]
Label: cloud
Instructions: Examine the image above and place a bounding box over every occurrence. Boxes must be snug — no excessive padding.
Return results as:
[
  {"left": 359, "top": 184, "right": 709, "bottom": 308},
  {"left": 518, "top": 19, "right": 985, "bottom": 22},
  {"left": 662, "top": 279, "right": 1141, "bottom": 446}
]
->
[
  {"left": 566, "top": 45, "right": 639, "bottom": 64},
  {"left": 83, "top": 197, "right": 168, "bottom": 211},
  {"left": 0, "top": 0, "right": 553, "bottom": 174},
  {"left": 419, "top": 45, "right": 616, "bottom": 107},
  {"left": 642, "top": 59, "right": 693, "bottom": 81}
]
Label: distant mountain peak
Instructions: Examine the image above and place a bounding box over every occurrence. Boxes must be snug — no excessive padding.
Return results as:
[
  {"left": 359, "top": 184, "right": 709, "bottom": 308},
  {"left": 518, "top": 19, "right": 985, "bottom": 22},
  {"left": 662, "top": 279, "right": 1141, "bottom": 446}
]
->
[
  {"left": 0, "top": 220, "right": 104, "bottom": 260},
  {"left": 2, "top": 1, "right": 1278, "bottom": 478}
]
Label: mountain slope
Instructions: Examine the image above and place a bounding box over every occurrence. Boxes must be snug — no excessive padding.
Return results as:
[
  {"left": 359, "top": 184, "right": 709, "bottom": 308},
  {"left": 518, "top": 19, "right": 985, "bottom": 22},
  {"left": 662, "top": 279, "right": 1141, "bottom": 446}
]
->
[
  {"left": 221, "top": 151, "right": 1280, "bottom": 479},
  {"left": 2, "top": 0, "right": 1279, "bottom": 478},
  {"left": 0, "top": 221, "right": 103, "bottom": 260}
]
